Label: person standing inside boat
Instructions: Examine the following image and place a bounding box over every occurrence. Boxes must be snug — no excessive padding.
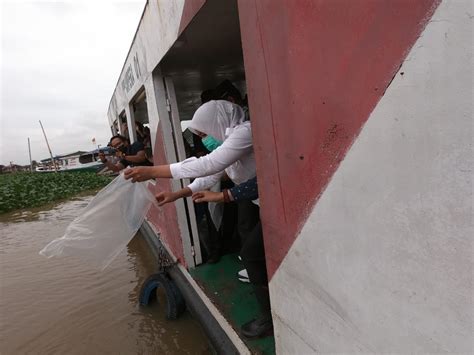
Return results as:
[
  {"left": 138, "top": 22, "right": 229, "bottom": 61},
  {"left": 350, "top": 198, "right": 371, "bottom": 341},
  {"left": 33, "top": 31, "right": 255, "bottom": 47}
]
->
[
  {"left": 123, "top": 100, "right": 257, "bottom": 224},
  {"left": 98, "top": 134, "right": 152, "bottom": 172},
  {"left": 123, "top": 100, "right": 272, "bottom": 338}
]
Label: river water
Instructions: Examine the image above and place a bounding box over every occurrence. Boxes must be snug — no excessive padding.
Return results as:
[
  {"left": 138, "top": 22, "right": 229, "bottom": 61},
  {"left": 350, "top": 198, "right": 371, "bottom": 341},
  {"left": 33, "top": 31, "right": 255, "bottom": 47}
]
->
[{"left": 0, "top": 193, "right": 211, "bottom": 354}]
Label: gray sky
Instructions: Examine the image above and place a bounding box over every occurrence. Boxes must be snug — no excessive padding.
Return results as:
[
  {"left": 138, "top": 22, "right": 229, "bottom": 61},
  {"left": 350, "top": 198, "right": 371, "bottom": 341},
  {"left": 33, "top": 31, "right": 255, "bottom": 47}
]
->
[{"left": 0, "top": 1, "right": 145, "bottom": 165}]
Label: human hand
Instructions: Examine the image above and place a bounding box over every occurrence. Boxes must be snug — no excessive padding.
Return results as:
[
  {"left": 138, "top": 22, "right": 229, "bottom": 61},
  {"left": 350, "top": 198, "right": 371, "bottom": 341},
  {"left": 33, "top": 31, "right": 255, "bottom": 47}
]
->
[
  {"left": 115, "top": 150, "right": 125, "bottom": 158},
  {"left": 124, "top": 167, "right": 155, "bottom": 182},
  {"left": 155, "top": 191, "right": 178, "bottom": 206},
  {"left": 192, "top": 190, "right": 224, "bottom": 203},
  {"left": 98, "top": 151, "right": 107, "bottom": 163}
]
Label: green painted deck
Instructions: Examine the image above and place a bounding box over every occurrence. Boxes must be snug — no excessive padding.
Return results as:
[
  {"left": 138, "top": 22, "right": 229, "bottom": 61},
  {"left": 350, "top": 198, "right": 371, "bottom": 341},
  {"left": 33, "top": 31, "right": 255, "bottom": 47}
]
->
[{"left": 189, "top": 253, "right": 275, "bottom": 355}]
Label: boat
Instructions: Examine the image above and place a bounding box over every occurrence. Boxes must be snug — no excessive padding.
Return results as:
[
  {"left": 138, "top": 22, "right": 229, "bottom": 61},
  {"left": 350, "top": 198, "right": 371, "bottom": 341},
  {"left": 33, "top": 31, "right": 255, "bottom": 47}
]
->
[
  {"left": 36, "top": 149, "right": 113, "bottom": 173},
  {"left": 106, "top": 1, "right": 472, "bottom": 353}
]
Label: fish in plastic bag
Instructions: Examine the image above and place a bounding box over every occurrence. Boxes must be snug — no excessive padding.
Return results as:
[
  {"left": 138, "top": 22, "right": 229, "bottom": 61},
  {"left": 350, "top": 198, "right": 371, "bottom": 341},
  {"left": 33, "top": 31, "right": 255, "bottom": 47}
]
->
[{"left": 39, "top": 172, "right": 157, "bottom": 270}]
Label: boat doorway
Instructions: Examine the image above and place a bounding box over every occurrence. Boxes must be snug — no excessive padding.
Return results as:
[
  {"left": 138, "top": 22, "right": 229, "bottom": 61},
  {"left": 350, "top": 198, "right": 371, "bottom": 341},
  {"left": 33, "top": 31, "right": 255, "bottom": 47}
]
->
[
  {"left": 157, "top": 0, "right": 247, "bottom": 264},
  {"left": 155, "top": 0, "right": 274, "bottom": 352}
]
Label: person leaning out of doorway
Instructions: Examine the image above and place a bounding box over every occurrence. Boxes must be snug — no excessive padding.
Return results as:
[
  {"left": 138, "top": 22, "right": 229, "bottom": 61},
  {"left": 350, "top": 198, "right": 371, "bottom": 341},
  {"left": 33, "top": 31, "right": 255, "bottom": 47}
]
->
[
  {"left": 98, "top": 134, "right": 152, "bottom": 172},
  {"left": 123, "top": 100, "right": 271, "bottom": 338}
]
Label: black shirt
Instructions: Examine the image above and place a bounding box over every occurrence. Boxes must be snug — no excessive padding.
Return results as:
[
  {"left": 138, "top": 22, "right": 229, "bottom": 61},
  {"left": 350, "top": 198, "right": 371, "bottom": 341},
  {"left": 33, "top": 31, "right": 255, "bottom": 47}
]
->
[{"left": 120, "top": 141, "right": 153, "bottom": 167}]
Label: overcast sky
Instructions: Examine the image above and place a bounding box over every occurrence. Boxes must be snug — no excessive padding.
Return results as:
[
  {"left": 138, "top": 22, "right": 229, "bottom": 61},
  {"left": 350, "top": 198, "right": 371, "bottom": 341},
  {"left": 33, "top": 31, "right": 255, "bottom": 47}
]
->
[{"left": 1, "top": 1, "right": 145, "bottom": 165}]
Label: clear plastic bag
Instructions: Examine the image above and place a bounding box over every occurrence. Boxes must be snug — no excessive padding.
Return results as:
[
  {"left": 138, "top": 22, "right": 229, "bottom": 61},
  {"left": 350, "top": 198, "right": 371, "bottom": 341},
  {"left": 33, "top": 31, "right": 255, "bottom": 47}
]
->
[{"left": 39, "top": 173, "right": 157, "bottom": 270}]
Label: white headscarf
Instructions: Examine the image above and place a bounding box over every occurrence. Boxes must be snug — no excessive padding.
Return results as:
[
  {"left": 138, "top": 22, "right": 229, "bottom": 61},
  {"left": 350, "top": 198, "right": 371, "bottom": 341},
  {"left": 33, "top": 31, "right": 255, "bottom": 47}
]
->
[{"left": 188, "top": 100, "right": 246, "bottom": 141}]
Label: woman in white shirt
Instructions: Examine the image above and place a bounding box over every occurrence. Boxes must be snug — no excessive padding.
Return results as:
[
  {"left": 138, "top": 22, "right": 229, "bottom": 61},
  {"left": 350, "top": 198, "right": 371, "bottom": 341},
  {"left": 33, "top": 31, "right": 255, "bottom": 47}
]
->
[
  {"left": 124, "top": 100, "right": 256, "bottom": 202},
  {"left": 125, "top": 99, "right": 259, "bottom": 250},
  {"left": 125, "top": 99, "right": 272, "bottom": 338}
]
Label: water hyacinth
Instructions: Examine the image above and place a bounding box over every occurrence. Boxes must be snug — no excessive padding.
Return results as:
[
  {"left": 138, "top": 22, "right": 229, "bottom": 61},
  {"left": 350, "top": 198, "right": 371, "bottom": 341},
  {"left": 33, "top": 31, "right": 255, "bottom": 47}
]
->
[{"left": 0, "top": 172, "right": 113, "bottom": 214}]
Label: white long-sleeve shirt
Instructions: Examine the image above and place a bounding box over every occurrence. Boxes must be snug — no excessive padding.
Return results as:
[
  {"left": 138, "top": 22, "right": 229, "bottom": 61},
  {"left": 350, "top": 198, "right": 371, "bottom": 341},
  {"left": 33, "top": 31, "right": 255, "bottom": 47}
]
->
[{"left": 170, "top": 121, "right": 256, "bottom": 193}]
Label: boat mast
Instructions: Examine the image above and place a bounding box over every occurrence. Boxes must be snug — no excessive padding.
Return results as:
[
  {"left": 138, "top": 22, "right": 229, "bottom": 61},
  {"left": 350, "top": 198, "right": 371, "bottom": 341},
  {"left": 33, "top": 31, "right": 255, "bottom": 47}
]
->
[
  {"left": 27, "top": 137, "right": 33, "bottom": 172},
  {"left": 38, "top": 120, "right": 58, "bottom": 172}
]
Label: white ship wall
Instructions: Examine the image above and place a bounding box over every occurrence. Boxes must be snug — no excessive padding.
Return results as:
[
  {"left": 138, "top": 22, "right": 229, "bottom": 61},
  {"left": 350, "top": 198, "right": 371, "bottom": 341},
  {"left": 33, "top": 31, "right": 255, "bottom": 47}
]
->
[
  {"left": 270, "top": 1, "right": 473, "bottom": 353},
  {"left": 107, "top": 0, "right": 186, "bottom": 148}
]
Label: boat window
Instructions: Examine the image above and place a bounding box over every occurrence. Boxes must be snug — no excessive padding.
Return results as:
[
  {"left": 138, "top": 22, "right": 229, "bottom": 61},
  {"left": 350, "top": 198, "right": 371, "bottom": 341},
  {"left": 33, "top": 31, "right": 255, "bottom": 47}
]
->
[
  {"left": 119, "top": 111, "right": 128, "bottom": 139},
  {"left": 79, "top": 154, "right": 93, "bottom": 164},
  {"left": 131, "top": 88, "right": 153, "bottom": 163},
  {"left": 112, "top": 119, "right": 119, "bottom": 135}
]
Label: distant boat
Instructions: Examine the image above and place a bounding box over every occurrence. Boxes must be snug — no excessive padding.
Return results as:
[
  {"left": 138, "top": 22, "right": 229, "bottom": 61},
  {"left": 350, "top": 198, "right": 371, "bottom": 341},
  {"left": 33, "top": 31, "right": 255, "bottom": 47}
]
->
[{"left": 36, "top": 148, "right": 114, "bottom": 173}]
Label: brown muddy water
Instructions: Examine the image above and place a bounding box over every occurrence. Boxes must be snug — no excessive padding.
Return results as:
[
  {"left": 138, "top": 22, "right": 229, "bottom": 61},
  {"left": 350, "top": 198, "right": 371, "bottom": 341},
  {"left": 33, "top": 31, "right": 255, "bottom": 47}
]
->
[{"left": 0, "top": 193, "right": 211, "bottom": 355}]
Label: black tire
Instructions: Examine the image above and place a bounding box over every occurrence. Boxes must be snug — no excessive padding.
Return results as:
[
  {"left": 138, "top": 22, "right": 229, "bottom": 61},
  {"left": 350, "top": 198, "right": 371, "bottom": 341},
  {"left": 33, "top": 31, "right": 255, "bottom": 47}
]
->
[{"left": 139, "top": 272, "right": 186, "bottom": 320}]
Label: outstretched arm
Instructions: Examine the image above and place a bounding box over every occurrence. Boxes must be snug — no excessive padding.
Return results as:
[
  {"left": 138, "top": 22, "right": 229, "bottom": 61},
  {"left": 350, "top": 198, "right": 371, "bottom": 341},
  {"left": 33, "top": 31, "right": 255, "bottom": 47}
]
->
[
  {"left": 125, "top": 124, "right": 252, "bottom": 183},
  {"left": 124, "top": 165, "right": 172, "bottom": 182},
  {"left": 122, "top": 150, "right": 146, "bottom": 163},
  {"left": 192, "top": 176, "right": 258, "bottom": 203},
  {"left": 99, "top": 151, "right": 125, "bottom": 172},
  {"left": 155, "top": 187, "right": 192, "bottom": 206},
  {"left": 192, "top": 190, "right": 228, "bottom": 203}
]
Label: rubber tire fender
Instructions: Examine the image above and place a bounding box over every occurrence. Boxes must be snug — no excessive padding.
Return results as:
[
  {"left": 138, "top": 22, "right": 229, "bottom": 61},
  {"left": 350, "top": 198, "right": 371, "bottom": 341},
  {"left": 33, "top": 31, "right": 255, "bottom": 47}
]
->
[{"left": 139, "top": 272, "right": 185, "bottom": 320}]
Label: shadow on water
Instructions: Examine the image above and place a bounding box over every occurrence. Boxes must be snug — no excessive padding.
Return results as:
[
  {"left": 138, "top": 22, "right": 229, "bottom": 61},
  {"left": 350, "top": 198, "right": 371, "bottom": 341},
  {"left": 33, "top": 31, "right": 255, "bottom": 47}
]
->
[{"left": 0, "top": 192, "right": 212, "bottom": 355}]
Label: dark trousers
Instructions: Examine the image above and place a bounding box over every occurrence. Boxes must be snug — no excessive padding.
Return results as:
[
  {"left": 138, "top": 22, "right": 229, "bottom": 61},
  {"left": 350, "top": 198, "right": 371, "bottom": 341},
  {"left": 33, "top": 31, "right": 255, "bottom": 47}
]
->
[
  {"left": 195, "top": 202, "right": 220, "bottom": 261},
  {"left": 237, "top": 200, "right": 260, "bottom": 244},
  {"left": 239, "top": 206, "right": 271, "bottom": 316}
]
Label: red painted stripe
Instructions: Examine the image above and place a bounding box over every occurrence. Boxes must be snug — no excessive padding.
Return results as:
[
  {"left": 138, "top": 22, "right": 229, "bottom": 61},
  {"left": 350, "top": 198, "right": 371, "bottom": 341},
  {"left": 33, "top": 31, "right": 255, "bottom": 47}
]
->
[
  {"left": 178, "top": 0, "right": 207, "bottom": 35},
  {"left": 238, "top": 0, "right": 440, "bottom": 279},
  {"left": 147, "top": 121, "right": 186, "bottom": 266}
]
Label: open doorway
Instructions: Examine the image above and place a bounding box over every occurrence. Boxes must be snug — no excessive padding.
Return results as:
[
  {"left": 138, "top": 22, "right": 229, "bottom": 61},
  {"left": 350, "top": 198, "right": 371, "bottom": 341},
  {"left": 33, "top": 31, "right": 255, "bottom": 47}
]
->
[
  {"left": 158, "top": 0, "right": 249, "bottom": 261},
  {"left": 155, "top": 0, "right": 273, "bottom": 351}
]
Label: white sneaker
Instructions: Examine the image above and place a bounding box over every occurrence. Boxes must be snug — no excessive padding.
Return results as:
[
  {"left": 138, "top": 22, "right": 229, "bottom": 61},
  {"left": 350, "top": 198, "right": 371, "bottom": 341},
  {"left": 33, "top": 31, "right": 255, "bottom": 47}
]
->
[
  {"left": 238, "top": 269, "right": 248, "bottom": 278},
  {"left": 237, "top": 269, "right": 250, "bottom": 283}
]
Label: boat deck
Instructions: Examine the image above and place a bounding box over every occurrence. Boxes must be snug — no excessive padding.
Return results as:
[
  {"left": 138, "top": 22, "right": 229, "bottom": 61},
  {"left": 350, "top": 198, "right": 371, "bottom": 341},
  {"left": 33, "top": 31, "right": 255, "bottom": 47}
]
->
[{"left": 190, "top": 253, "right": 275, "bottom": 355}]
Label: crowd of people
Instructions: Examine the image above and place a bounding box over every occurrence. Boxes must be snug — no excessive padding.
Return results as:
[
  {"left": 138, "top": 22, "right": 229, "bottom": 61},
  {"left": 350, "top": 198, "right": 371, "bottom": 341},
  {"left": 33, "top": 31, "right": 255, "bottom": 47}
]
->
[{"left": 107, "top": 80, "right": 272, "bottom": 339}]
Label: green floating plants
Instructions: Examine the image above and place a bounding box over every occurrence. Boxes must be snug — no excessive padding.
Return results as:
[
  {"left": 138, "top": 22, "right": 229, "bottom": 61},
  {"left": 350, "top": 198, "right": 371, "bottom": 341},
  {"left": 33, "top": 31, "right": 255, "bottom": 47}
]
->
[{"left": 0, "top": 172, "right": 113, "bottom": 214}]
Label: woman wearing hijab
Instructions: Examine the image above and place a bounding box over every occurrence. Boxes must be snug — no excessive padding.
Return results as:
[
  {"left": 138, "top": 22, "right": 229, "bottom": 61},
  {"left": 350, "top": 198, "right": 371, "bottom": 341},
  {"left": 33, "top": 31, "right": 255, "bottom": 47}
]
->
[
  {"left": 124, "top": 100, "right": 254, "bottom": 191},
  {"left": 125, "top": 99, "right": 259, "bottom": 237},
  {"left": 124, "top": 100, "right": 272, "bottom": 338}
]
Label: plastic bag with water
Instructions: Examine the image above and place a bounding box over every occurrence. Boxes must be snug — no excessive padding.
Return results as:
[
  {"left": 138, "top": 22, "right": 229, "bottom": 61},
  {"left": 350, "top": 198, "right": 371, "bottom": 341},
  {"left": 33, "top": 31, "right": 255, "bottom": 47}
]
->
[{"left": 39, "top": 173, "right": 157, "bottom": 270}]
